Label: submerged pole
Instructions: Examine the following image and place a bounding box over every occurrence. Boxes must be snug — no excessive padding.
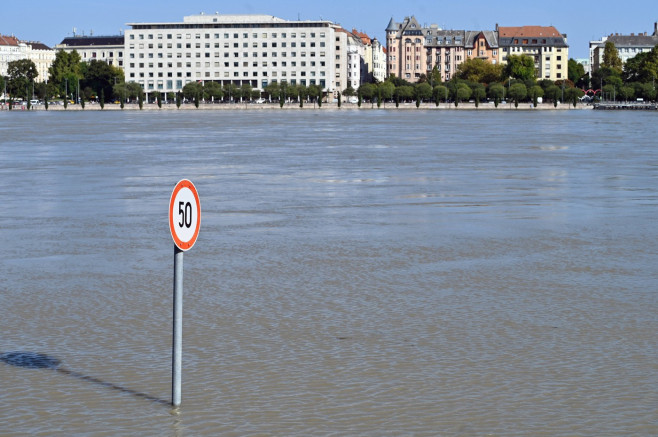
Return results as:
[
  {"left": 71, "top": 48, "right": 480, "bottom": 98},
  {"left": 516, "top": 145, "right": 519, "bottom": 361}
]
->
[{"left": 172, "top": 245, "right": 183, "bottom": 407}]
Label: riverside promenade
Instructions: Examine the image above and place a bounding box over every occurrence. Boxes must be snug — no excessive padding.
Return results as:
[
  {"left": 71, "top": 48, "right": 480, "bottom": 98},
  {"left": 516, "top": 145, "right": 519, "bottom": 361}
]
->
[{"left": 2, "top": 101, "right": 591, "bottom": 111}]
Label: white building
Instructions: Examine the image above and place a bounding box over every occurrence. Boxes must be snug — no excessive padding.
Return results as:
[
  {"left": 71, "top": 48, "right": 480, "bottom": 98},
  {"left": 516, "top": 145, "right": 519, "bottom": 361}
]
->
[
  {"left": 1, "top": 35, "right": 25, "bottom": 77},
  {"left": 589, "top": 22, "right": 658, "bottom": 72},
  {"left": 371, "top": 38, "right": 386, "bottom": 83},
  {"left": 124, "top": 13, "right": 337, "bottom": 98},
  {"left": 56, "top": 35, "right": 125, "bottom": 68},
  {"left": 1, "top": 34, "right": 55, "bottom": 82}
]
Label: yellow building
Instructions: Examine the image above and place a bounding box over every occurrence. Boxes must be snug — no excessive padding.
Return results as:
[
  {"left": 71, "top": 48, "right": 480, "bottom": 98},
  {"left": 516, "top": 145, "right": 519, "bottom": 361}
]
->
[{"left": 497, "top": 25, "right": 569, "bottom": 81}]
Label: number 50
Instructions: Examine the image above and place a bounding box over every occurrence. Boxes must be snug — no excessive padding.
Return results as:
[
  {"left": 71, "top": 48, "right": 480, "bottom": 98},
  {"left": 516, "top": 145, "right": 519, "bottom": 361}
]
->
[{"left": 178, "top": 201, "right": 193, "bottom": 228}]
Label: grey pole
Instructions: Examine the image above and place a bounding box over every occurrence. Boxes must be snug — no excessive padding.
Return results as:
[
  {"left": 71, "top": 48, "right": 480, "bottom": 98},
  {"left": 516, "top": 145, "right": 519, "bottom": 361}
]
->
[{"left": 172, "top": 245, "right": 184, "bottom": 407}]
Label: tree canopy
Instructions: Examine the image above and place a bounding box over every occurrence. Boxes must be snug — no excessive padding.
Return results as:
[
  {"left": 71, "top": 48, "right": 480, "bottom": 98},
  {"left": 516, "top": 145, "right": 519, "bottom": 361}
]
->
[
  {"left": 7, "top": 59, "right": 38, "bottom": 99},
  {"left": 504, "top": 54, "right": 535, "bottom": 81},
  {"left": 457, "top": 58, "right": 504, "bottom": 84},
  {"left": 602, "top": 41, "right": 623, "bottom": 74}
]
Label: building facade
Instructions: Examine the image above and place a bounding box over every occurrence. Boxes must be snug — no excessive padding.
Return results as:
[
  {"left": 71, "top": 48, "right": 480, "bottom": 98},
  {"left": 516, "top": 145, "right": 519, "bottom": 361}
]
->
[
  {"left": 1, "top": 34, "right": 55, "bottom": 82},
  {"left": 1, "top": 35, "right": 25, "bottom": 77},
  {"left": 56, "top": 35, "right": 125, "bottom": 68},
  {"left": 464, "top": 31, "right": 499, "bottom": 64},
  {"left": 124, "top": 13, "right": 337, "bottom": 98},
  {"left": 589, "top": 22, "right": 658, "bottom": 72},
  {"left": 387, "top": 16, "right": 488, "bottom": 82},
  {"left": 371, "top": 38, "right": 386, "bottom": 83},
  {"left": 497, "top": 25, "right": 569, "bottom": 81},
  {"left": 27, "top": 42, "right": 56, "bottom": 81}
]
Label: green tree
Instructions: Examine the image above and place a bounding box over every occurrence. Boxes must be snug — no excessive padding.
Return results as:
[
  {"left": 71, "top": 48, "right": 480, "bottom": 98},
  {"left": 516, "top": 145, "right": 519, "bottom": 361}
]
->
[
  {"left": 568, "top": 58, "right": 586, "bottom": 86},
  {"left": 635, "top": 82, "right": 656, "bottom": 101},
  {"left": 7, "top": 59, "right": 38, "bottom": 99},
  {"left": 622, "top": 45, "right": 658, "bottom": 84},
  {"left": 155, "top": 91, "right": 162, "bottom": 108},
  {"left": 618, "top": 85, "right": 635, "bottom": 101},
  {"left": 263, "top": 82, "right": 280, "bottom": 101},
  {"left": 564, "top": 87, "right": 585, "bottom": 107},
  {"left": 343, "top": 85, "right": 356, "bottom": 97},
  {"left": 504, "top": 54, "right": 536, "bottom": 81},
  {"left": 455, "top": 83, "right": 472, "bottom": 106},
  {"left": 457, "top": 58, "right": 504, "bottom": 84},
  {"left": 396, "top": 85, "right": 414, "bottom": 102},
  {"left": 544, "top": 85, "right": 561, "bottom": 106},
  {"left": 415, "top": 82, "right": 432, "bottom": 102},
  {"left": 358, "top": 83, "right": 376, "bottom": 101},
  {"left": 204, "top": 82, "right": 223, "bottom": 102},
  {"left": 100, "top": 89, "right": 105, "bottom": 109},
  {"left": 434, "top": 85, "right": 448, "bottom": 106},
  {"left": 337, "top": 91, "right": 341, "bottom": 108},
  {"left": 182, "top": 82, "right": 203, "bottom": 101},
  {"left": 508, "top": 83, "right": 527, "bottom": 107},
  {"left": 379, "top": 81, "right": 395, "bottom": 103},
  {"left": 528, "top": 85, "right": 544, "bottom": 107},
  {"left": 488, "top": 83, "right": 505, "bottom": 107},
  {"left": 240, "top": 83, "right": 253, "bottom": 102},
  {"left": 176, "top": 91, "right": 182, "bottom": 108},
  {"left": 602, "top": 41, "right": 623, "bottom": 74},
  {"left": 223, "top": 83, "right": 238, "bottom": 102},
  {"left": 48, "top": 50, "right": 82, "bottom": 97},
  {"left": 471, "top": 83, "right": 486, "bottom": 107},
  {"left": 82, "top": 59, "right": 120, "bottom": 102}
]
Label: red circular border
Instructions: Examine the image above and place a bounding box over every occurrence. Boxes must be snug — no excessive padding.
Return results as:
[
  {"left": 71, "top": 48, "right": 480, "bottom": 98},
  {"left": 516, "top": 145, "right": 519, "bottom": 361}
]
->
[{"left": 169, "top": 179, "right": 201, "bottom": 251}]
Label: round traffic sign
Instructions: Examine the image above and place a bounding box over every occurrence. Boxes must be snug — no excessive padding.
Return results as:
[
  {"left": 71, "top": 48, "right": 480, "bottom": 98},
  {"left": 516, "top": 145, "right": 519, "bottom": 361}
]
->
[{"left": 169, "top": 179, "right": 201, "bottom": 251}]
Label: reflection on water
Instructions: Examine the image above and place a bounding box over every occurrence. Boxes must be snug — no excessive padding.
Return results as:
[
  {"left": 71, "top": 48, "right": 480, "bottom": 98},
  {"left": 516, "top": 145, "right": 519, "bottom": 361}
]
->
[
  {"left": 1, "top": 110, "right": 657, "bottom": 435},
  {"left": 1, "top": 351, "right": 169, "bottom": 405}
]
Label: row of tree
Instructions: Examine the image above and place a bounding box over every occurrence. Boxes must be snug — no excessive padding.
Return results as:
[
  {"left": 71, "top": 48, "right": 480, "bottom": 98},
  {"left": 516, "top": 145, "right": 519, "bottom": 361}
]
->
[{"left": 3, "top": 44, "right": 655, "bottom": 108}]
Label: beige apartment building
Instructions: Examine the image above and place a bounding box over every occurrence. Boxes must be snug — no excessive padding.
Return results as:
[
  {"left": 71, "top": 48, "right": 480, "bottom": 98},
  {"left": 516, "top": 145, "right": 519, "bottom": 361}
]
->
[
  {"left": 497, "top": 25, "right": 569, "bottom": 81},
  {"left": 386, "top": 16, "right": 465, "bottom": 82}
]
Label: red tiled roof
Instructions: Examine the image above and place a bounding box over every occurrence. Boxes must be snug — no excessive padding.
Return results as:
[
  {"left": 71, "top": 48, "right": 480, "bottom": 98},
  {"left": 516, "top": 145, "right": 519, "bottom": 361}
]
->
[
  {"left": 498, "top": 26, "right": 562, "bottom": 38},
  {"left": 351, "top": 29, "right": 371, "bottom": 45},
  {"left": 0, "top": 35, "right": 20, "bottom": 46}
]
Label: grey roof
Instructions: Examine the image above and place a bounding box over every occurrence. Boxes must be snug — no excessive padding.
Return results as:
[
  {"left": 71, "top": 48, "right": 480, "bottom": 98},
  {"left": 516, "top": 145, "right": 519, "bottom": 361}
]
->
[
  {"left": 607, "top": 34, "right": 658, "bottom": 48},
  {"left": 25, "top": 41, "right": 52, "bottom": 50},
  {"left": 386, "top": 17, "right": 398, "bottom": 32},
  {"left": 422, "top": 29, "right": 465, "bottom": 47},
  {"left": 59, "top": 35, "right": 124, "bottom": 47},
  {"left": 464, "top": 30, "right": 498, "bottom": 48}
]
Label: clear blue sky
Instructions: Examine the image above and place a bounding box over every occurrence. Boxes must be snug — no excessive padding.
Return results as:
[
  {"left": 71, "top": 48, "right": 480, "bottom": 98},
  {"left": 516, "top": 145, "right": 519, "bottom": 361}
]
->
[{"left": 2, "top": 0, "right": 656, "bottom": 59}]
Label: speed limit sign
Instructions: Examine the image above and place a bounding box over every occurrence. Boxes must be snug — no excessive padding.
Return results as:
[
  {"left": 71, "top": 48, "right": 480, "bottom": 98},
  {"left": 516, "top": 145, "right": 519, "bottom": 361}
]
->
[{"left": 169, "top": 179, "right": 201, "bottom": 251}]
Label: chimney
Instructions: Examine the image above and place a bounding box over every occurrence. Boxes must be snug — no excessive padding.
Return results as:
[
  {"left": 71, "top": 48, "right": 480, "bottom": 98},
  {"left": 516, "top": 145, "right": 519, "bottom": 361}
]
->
[
  {"left": 631, "top": 32, "right": 635, "bottom": 36},
  {"left": 655, "top": 22, "right": 658, "bottom": 36}
]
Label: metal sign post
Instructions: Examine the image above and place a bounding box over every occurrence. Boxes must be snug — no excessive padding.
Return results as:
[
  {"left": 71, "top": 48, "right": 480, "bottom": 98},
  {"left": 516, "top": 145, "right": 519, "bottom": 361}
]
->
[{"left": 168, "top": 179, "right": 201, "bottom": 407}]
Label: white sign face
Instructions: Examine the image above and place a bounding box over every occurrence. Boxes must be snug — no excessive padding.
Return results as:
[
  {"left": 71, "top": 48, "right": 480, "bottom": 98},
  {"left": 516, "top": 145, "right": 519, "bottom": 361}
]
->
[{"left": 169, "top": 180, "right": 201, "bottom": 251}]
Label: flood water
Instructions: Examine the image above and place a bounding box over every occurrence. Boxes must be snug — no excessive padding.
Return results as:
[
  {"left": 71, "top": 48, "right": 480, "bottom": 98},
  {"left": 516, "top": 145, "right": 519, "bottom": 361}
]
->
[{"left": 1, "top": 109, "right": 656, "bottom": 436}]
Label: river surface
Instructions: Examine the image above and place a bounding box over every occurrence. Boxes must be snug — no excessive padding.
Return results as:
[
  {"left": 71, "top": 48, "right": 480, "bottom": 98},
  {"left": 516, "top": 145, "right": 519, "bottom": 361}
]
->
[{"left": 1, "top": 109, "right": 656, "bottom": 436}]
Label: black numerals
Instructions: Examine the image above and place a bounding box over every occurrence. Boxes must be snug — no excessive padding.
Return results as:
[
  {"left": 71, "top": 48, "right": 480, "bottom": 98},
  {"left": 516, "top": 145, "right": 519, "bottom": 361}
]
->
[{"left": 178, "top": 201, "right": 193, "bottom": 228}]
